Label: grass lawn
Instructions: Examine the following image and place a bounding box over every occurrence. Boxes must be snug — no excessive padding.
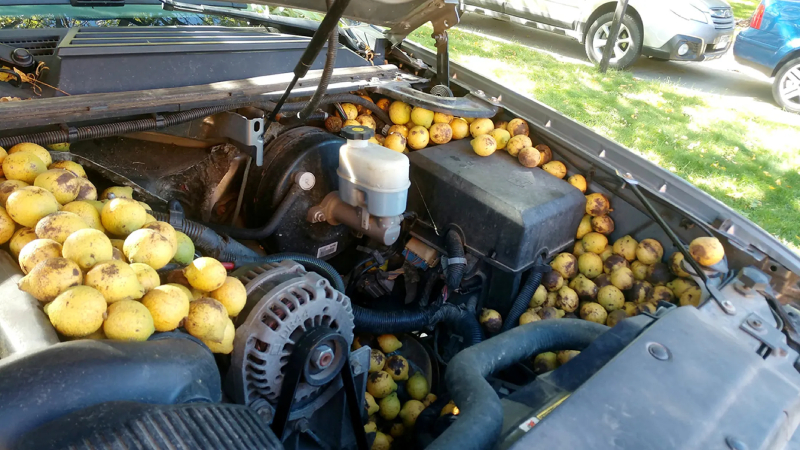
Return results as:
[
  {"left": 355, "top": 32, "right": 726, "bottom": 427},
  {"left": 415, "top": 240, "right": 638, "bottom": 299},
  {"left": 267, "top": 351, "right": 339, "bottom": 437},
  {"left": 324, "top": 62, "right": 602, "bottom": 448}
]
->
[
  {"left": 729, "top": 0, "right": 760, "bottom": 21},
  {"left": 408, "top": 25, "right": 800, "bottom": 253}
]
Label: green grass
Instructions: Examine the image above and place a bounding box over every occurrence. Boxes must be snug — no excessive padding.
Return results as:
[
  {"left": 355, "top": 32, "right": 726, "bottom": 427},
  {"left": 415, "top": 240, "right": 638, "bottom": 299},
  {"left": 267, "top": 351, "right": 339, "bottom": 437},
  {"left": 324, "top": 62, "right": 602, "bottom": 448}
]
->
[
  {"left": 409, "top": 25, "right": 800, "bottom": 253},
  {"left": 729, "top": 0, "right": 760, "bottom": 21}
]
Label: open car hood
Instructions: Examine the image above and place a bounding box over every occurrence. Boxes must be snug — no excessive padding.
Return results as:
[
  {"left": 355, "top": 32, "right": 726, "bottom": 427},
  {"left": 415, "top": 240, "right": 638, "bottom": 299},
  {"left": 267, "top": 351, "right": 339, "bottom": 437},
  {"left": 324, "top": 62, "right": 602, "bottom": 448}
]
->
[{"left": 232, "top": 0, "right": 459, "bottom": 41}]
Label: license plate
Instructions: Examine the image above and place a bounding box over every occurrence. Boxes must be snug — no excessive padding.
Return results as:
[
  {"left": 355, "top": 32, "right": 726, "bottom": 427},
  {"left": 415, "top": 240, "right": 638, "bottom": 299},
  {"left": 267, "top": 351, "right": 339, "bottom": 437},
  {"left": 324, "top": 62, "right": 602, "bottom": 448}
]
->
[{"left": 716, "top": 35, "right": 731, "bottom": 49}]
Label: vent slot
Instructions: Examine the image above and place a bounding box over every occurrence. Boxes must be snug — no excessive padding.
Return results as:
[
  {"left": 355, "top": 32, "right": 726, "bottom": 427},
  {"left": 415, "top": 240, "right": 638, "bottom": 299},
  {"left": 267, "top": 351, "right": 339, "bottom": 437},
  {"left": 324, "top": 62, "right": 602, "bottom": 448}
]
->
[
  {"left": 0, "top": 37, "right": 58, "bottom": 57},
  {"left": 710, "top": 7, "right": 735, "bottom": 30}
]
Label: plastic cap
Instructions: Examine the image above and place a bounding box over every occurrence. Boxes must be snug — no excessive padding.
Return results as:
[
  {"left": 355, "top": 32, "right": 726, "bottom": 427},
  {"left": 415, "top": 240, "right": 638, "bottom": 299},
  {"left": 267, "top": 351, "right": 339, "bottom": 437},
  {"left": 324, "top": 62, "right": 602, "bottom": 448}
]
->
[{"left": 340, "top": 125, "right": 374, "bottom": 140}]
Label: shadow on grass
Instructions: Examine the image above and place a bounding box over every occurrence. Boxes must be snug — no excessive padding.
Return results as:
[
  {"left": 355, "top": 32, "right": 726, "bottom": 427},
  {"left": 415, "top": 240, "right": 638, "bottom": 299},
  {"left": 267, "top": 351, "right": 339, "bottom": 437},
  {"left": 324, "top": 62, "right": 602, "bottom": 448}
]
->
[{"left": 409, "top": 26, "right": 800, "bottom": 249}]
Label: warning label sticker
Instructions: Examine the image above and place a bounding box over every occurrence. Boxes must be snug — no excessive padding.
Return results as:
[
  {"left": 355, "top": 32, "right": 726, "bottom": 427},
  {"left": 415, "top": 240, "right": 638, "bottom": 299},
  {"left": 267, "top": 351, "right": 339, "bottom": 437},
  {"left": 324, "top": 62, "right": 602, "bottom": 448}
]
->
[
  {"left": 316, "top": 242, "right": 338, "bottom": 258},
  {"left": 518, "top": 395, "right": 570, "bottom": 432}
]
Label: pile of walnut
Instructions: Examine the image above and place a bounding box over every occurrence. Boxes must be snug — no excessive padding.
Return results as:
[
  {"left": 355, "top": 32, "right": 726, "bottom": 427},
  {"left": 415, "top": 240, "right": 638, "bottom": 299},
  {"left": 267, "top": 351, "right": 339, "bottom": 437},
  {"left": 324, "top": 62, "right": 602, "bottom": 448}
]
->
[
  {"left": 477, "top": 184, "right": 726, "bottom": 374},
  {"left": 0, "top": 142, "right": 246, "bottom": 352},
  {"left": 323, "top": 94, "right": 568, "bottom": 178}
]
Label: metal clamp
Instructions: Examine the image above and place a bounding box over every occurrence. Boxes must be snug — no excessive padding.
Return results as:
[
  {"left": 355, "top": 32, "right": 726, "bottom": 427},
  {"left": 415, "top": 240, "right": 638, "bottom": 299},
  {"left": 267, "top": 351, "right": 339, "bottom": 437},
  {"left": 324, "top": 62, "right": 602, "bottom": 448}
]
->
[
  {"left": 440, "top": 256, "right": 468, "bottom": 270},
  {"left": 740, "top": 313, "right": 789, "bottom": 358}
]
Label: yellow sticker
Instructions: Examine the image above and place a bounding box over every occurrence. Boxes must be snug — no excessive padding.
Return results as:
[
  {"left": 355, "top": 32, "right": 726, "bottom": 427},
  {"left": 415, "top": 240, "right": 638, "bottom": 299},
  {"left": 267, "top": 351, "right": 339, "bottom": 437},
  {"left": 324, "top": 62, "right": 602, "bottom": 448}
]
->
[{"left": 517, "top": 394, "right": 570, "bottom": 432}]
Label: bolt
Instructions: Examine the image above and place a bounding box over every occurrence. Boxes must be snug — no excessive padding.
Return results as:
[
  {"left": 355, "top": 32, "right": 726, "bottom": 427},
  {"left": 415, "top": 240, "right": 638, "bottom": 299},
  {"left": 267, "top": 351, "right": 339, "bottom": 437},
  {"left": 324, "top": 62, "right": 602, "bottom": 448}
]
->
[
  {"left": 312, "top": 210, "right": 326, "bottom": 223},
  {"left": 311, "top": 344, "right": 335, "bottom": 369},
  {"left": 351, "top": 360, "right": 363, "bottom": 375},
  {"left": 647, "top": 342, "right": 670, "bottom": 361},
  {"left": 748, "top": 317, "right": 763, "bottom": 329},
  {"left": 295, "top": 172, "right": 316, "bottom": 191},
  {"left": 722, "top": 300, "right": 736, "bottom": 314},
  {"left": 726, "top": 436, "right": 748, "bottom": 450},
  {"left": 295, "top": 418, "right": 311, "bottom": 433}
]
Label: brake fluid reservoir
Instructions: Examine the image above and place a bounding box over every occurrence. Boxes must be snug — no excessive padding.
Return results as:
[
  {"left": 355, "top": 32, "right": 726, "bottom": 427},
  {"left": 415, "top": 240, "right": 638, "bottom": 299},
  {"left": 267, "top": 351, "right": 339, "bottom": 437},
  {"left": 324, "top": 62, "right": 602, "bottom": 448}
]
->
[{"left": 337, "top": 125, "right": 410, "bottom": 217}]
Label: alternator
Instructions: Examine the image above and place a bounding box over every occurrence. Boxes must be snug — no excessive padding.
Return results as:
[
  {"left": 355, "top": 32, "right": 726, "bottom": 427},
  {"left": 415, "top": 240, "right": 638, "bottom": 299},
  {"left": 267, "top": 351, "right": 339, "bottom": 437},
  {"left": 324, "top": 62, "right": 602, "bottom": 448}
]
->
[{"left": 229, "top": 260, "right": 354, "bottom": 413}]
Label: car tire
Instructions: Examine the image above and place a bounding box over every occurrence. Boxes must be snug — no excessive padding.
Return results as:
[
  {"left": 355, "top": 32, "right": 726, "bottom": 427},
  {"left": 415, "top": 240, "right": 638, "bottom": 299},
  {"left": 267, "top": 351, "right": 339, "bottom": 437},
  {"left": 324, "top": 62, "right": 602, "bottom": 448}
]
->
[
  {"left": 772, "top": 57, "right": 800, "bottom": 114},
  {"left": 584, "top": 12, "right": 643, "bottom": 70}
]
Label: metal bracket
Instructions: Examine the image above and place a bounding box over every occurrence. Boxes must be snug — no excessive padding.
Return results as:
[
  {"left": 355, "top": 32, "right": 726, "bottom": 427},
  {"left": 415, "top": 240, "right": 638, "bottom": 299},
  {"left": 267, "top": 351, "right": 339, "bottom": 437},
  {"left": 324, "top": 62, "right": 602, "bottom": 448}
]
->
[
  {"left": 740, "top": 313, "right": 789, "bottom": 358},
  {"left": 213, "top": 109, "right": 265, "bottom": 166},
  {"left": 385, "top": 0, "right": 460, "bottom": 44},
  {"left": 432, "top": 29, "right": 450, "bottom": 88}
]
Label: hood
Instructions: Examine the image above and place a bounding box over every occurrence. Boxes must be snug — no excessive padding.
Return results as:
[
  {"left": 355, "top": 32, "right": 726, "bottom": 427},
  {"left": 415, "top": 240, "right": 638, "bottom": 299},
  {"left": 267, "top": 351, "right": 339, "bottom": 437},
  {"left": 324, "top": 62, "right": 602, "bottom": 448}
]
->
[
  {"left": 693, "top": 0, "right": 732, "bottom": 11},
  {"left": 233, "top": 0, "right": 459, "bottom": 41}
]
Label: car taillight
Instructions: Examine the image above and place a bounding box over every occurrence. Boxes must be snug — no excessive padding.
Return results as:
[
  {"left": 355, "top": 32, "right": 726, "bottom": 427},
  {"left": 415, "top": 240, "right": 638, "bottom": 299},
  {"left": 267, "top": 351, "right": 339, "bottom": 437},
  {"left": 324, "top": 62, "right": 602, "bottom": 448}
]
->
[{"left": 750, "top": 2, "right": 765, "bottom": 29}]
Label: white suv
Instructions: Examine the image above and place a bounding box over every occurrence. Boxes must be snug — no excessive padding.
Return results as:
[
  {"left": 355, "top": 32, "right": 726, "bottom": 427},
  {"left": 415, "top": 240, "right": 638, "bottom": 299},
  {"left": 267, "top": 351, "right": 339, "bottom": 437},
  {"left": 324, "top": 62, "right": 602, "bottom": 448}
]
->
[{"left": 461, "top": 0, "right": 736, "bottom": 69}]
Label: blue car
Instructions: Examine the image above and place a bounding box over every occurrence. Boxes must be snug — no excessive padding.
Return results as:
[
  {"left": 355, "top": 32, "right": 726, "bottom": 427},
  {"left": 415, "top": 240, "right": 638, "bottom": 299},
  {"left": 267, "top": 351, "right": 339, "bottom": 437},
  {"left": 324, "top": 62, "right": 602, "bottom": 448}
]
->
[{"left": 734, "top": 0, "right": 800, "bottom": 113}]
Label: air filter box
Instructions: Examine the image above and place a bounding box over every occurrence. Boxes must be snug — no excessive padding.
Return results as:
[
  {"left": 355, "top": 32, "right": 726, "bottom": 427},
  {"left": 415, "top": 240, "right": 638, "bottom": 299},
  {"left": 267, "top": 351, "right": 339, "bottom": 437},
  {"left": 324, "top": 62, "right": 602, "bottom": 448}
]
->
[{"left": 407, "top": 139, "right": 585, "bottom": 273}]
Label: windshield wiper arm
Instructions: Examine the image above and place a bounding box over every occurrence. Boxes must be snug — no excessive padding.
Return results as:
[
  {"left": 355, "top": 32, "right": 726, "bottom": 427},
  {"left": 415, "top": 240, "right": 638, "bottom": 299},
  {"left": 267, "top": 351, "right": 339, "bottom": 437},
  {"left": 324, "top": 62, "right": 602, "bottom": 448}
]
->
[
  {"left": 161, "top": 0, "right": 366, "bottom": 56},
  {"left": 161, "top": 0, "right": 270, "bottom": 24}
]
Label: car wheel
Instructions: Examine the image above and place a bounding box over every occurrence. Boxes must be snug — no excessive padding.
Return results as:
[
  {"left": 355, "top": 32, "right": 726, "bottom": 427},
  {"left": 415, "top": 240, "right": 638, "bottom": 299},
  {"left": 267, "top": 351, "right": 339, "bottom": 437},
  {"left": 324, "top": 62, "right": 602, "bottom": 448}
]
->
[
  {"left": 584, "top": 12, "right": 643, "bottom": 70},
  {"left": 772, "top": 57, "right": 800, "bottom": 114}
]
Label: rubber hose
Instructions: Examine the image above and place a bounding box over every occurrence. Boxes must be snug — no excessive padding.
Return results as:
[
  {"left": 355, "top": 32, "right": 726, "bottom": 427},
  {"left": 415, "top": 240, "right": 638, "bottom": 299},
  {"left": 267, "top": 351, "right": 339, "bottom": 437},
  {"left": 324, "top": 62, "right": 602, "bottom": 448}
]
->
[
  {"left": 151, "top": 211, "right": 259, "bottom": 261},
  {"left": 444, "top": 230, "right": 466, "bottom": 291},
  {"left": 427, "top": 320, "right": 609, "bottom": 450},
  {"left": 297, "top": 0, "right": 338, "bottom": 121},
  {"left": 233, "top": 253, "right": 345, "bottom": 292},
  {"left": 433, "top": 302, "right": 483, "bottom": 347},
  {"left": 352, "top": 297, "right": 483, "bottom": 343},
  {"left": 352, "top": 306, "right": 434, "bottom": 334},
  {"left": 281, "top": 93, "right": 392, "bottom": 125},
  {"left": 419, "top": 267, "right": 442, "bottom": 307},
  {"left": 500, "top": 270, "right": 544, "bottom": 333},
  {"left": 203, "top": 184, "right": 304, "bottom": 240}
]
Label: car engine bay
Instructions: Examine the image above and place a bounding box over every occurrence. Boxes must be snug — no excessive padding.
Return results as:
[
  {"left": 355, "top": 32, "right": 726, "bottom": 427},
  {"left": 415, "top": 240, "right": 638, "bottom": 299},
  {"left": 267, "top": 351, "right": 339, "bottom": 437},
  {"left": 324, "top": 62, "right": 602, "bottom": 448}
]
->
[{"left": 0, "top": 1, "right": 800, "bottom": 449}]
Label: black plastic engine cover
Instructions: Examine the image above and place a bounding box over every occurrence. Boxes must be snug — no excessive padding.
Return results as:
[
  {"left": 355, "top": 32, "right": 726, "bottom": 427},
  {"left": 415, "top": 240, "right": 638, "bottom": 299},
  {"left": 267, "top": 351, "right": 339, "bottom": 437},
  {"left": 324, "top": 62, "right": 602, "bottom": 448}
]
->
[
  {"left": 407, "top": 140, "right": 585, "bottom": 273},
  {"left": 16, "top": 402, "right": 282, "bottom": 450},
  {"left": 0, "top": 334, "right": 220, "bottom": 449}
]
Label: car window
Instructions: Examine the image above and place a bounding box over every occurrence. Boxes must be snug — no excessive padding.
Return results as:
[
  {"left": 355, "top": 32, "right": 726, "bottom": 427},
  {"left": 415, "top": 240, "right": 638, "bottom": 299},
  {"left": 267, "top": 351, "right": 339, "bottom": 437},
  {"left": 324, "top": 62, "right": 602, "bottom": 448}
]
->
[{"left": 0, "top": 5, "right": 251, "bottom": 28}]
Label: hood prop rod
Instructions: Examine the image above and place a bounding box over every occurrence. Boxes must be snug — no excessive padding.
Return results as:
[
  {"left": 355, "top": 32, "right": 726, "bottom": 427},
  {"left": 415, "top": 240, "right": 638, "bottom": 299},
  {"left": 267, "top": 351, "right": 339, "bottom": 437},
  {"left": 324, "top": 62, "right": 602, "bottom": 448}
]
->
[
  {"left": 261, "top": 0, "right": 352, "bottom": 148},
  {"left": 620, "top": 174, "right": 735, "bottom": 315}
]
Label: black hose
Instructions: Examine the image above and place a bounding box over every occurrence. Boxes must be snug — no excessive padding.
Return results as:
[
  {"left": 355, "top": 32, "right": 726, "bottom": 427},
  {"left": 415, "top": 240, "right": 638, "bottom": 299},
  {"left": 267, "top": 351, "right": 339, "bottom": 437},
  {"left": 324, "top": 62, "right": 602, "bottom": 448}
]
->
[
  {"left": 419, "top": 267, "right": 442, "bottom": 307},
  {"left": 297, "top": 0, "right": 338, "bottom": 121},
  {"left": 152, "top": 210, "right": 259, "bottom": 261},
  {"left": 427, "top": 320, "right": 609, "bottom": 450},
  {"left": 263, "top": 0, "right": 351, "bottom": 132},
  {"left": 501, "top": 268, "right": 546, "bottom": 333},
  {"left": 444, "top": 230, "right": 466, "bottom": 291},
  {"left": 282, "top": 93, "right": 392, "bottom": 126},
  {"left": 352, "top": 306, "right": 434, "bottom": 334},
  {"left": 353, "top": 297, "right": 483, "bottom": 347},
  {"left": 433, "top": 299, "right": 483, "bottom": 347},
  {"left": 203, "top": 184, "right": 303, "bottom": 240},
  {"left": 233, "top": 253, "right": 345, "bottom": 292}
]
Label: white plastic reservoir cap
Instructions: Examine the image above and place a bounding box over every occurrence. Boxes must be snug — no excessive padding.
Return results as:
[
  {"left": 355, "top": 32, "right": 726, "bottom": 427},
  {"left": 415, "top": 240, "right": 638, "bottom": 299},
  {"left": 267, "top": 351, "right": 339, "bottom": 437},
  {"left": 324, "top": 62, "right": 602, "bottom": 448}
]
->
[{"left": 338, "top": 140, "right": 410, "bottom": 193}]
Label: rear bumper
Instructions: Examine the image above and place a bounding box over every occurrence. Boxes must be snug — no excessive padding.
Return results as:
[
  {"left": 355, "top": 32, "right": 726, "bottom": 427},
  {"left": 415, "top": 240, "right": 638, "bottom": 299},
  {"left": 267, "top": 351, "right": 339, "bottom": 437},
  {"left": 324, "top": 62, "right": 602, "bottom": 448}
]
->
[
  {"left": 733, "top": 33, "right": 777, "bottom": 77},
  {"left": 642, "top": 32, "right": 733, "bottom": 62}
]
